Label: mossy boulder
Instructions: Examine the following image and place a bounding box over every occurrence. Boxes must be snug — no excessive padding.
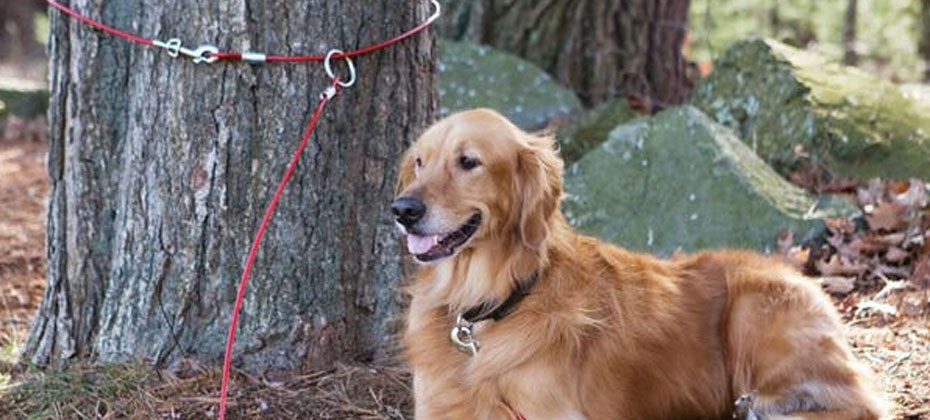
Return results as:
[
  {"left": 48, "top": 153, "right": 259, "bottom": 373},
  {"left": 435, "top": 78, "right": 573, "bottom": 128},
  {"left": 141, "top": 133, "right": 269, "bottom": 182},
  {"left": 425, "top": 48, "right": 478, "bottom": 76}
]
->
[
  {"left": 0, "top": 77, "right": 48, "bottom": 120},
  {"left": 563, "top": 106, "right": 857, "bottom": 255},
  {"left": 439, "top": 40, "right": 582, "bottom": 130},
  {"left": 692, "top": 38, "right": 930, "bottom": 181},
  {"left": 555, "top": 98, "right": 638, "bottom": 164}
]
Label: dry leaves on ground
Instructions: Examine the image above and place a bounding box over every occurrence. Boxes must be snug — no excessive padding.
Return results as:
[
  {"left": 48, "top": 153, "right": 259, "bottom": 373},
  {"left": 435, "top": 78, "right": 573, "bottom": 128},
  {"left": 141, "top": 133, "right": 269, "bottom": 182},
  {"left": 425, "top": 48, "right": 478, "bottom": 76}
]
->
[{"left": 780, "top": 177, "right": 930, "bottom": 320}]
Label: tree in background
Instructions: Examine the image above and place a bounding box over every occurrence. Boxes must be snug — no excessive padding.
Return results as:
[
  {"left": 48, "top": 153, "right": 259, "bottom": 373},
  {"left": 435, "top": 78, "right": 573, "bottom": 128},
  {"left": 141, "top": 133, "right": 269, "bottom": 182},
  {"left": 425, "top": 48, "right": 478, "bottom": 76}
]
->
[
  {"left": 440, "top": 0, "right": 693, "bottom": 108},
  {"left": 843, "top": 0, "right": 858, "bottom": 65},
  {"left": 26, "top": 0, "right": 436, "bottom": 370},
  {"left": 0, "top": 1, "right": 45, "bottom": 63},
  {"left": 691, "top": 0, "right": 922, "bottom": 83},
  {"left": 920, "top": 0, "right": 930, "bottom": 81}
]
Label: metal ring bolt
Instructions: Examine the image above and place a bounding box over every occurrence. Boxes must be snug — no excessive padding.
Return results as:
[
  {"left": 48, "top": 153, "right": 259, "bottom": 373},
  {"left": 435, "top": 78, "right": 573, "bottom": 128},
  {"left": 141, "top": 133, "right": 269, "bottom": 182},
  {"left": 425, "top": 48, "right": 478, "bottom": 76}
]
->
[{"left": 324, "top": 49, "right": 357, "bottom": 88}]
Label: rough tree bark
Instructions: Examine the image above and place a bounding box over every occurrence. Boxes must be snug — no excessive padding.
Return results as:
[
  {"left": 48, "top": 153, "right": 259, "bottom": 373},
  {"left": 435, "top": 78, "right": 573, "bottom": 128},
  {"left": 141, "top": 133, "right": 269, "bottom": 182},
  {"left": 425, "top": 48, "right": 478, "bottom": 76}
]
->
[
  {"left": 26, "top": 0, "right": 437, "bottom": 370},
  {"left": 920, "top": 0, "right": 930, "bottom": 81},
  {"left": 843, "top": 0, "right": 858, "bottom": 65},
  {"left": 440, "top": 0, "right": 692, "bottom": 107}
]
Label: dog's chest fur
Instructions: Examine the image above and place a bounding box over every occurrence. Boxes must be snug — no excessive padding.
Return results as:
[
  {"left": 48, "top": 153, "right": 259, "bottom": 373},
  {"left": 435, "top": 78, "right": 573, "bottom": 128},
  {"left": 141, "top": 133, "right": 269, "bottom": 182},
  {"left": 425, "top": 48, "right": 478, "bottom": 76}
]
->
[
  {"left": 403, "top": 249, "right": 735, "bottom": 420},
  {"left": 405, "top": 299, "right": 584, "bottom": 419}
]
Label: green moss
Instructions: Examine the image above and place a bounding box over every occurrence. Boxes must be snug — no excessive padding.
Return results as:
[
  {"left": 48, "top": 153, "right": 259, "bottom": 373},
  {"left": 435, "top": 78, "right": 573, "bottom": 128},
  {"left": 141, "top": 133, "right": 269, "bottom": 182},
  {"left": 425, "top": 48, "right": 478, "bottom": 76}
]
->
[
  {"left": 563, "top": 106, "right": 857, "bottom": 254},
  {"left": 555, "top": 98, "right": 638, "bottom": 164},
  {"left": 692, "top": 38, "right": 930, "bottom": 181},
  {"left": 0, "top": 77, "right": 48, "bottom": 120},
  {"left": 438, "top": 40, "right": 582, "bottom": 130}
]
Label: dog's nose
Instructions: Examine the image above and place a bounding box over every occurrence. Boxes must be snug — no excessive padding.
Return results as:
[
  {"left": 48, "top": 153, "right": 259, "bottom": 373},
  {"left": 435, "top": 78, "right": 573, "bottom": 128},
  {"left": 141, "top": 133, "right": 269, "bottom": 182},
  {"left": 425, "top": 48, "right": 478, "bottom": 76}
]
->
[{"left": 392, "top": 196, "right": 426, "bottom": 227}]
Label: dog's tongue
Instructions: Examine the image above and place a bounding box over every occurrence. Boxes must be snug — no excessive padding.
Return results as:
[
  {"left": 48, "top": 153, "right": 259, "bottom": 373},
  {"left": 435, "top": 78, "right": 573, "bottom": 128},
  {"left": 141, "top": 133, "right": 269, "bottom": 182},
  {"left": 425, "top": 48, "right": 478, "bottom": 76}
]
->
[{"left": 407, "top": 234, "right": 440, "bottom": 255}]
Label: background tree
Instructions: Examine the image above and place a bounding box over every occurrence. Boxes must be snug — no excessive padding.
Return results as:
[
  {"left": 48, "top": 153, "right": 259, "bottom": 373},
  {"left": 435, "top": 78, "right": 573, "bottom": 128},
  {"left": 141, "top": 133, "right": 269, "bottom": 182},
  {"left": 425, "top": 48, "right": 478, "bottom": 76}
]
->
[
  {"left": 843, "top": 0, "right": 858, "bottom": 65},
  {"left": 0, "top": 0, "right": 44, "bottom": 63},
  {"left": 440, "top": 0, "right": 693, "bottom": 108},
  {"left": 920, "top": 0, "right": 930, "bottom": 81},
  {"left": 25, "top": 0, "right": 437, "bottom": 369}
]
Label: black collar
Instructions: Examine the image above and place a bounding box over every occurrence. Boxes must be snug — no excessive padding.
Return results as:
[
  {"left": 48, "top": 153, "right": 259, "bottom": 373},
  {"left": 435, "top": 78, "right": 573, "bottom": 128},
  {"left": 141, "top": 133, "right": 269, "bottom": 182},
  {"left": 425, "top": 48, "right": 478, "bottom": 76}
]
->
[{"left": 461, "top": 272, "right": 539, "bottom": 323}]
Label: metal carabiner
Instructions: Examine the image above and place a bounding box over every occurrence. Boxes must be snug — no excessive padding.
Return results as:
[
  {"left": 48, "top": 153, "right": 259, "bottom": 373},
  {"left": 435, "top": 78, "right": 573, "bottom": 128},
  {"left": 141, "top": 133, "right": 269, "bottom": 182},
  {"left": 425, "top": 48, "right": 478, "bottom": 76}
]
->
[{"left": 154, "top": 38, "right": 219, "bottom": 64}]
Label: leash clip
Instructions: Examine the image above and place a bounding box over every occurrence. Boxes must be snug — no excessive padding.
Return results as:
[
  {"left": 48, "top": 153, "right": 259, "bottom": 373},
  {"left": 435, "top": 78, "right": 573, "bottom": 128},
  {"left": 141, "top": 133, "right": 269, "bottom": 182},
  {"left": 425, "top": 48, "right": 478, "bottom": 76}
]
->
[
  {"left": 154, "top": 38, "right": 219, "bottom": 64},
  {"left": 450, "top": 314, "right": 479, "bottom": 356}
]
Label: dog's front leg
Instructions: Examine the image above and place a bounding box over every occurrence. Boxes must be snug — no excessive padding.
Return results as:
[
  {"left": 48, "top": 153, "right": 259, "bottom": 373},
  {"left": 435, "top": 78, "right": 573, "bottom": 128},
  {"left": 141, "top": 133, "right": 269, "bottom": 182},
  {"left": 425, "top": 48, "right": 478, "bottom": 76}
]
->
[{"left": 413, "top": 371, "right": 448, "bottom": 420}]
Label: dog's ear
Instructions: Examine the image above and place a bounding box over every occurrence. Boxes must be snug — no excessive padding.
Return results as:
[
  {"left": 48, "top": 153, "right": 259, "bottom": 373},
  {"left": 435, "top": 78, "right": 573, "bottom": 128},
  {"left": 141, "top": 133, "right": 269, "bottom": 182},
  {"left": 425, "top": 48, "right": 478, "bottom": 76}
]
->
[
  {"left": 516, "top": 134, "right": 563, "bottom": 251},
  {"left": 395, "top": 150, "right": 417, "bottom": 194}
]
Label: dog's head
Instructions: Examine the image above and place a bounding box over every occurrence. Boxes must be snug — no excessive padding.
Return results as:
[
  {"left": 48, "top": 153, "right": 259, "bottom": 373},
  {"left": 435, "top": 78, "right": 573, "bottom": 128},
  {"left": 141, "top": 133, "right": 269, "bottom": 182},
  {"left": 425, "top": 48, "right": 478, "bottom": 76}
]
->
[{"left": 393, "top": 109, "right": 563, "bottom": 264}]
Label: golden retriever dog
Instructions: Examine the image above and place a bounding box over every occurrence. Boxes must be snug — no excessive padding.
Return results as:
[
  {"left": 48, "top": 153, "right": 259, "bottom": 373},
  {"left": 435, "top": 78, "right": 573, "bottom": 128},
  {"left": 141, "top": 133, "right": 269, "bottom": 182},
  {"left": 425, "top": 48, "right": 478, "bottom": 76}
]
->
[{"left": 393, "top": 109, "right": 885, "bottom": 420}]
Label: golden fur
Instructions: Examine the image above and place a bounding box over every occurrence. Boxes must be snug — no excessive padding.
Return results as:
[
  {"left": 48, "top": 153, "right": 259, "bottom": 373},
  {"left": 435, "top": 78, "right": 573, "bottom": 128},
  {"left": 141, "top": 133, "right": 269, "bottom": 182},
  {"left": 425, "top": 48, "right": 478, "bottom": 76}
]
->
[{"left": 397, "top": 109, "right": 885, "bottom": 420}]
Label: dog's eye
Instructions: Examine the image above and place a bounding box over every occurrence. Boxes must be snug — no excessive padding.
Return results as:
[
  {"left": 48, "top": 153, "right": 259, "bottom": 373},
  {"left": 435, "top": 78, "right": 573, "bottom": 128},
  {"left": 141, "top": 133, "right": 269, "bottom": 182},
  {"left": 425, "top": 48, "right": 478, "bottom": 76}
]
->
[
  {"left": 415, "top": 157, "right": 422, "bottom": 168},
  {"left": 459, "top": 155, "right": 480, "bottom": 170}
]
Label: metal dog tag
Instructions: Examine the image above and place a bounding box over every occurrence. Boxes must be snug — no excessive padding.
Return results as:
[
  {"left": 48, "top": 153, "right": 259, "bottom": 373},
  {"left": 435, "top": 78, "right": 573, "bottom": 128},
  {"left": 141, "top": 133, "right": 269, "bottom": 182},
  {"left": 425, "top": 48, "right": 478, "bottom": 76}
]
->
[{"left": 450, "top": 314, "right": 480, "bottom": 356}]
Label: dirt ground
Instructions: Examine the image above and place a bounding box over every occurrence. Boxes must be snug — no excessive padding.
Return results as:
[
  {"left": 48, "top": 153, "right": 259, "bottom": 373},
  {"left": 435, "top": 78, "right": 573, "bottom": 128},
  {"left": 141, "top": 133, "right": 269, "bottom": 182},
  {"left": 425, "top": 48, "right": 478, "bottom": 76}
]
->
[
  {"left": 0, "top": 135, "right": 928, "bottom": 419},
  {"left": 0, "top": 130, "right": 47, "bottom": 350}
]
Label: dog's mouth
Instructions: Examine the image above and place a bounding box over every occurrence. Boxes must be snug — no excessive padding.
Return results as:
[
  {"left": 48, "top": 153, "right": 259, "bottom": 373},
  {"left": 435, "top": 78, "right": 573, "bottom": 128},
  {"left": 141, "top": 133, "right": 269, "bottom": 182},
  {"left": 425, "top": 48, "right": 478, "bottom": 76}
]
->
[{"left": 406, "top": 213, "right": 482, "bottom": 262}]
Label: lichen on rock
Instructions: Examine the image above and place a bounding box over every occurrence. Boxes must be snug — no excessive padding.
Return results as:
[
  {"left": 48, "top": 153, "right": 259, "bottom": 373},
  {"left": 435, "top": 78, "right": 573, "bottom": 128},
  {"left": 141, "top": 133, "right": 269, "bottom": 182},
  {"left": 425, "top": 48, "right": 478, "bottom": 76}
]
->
[
  {"left": 555, "top": 98, "right": 638, "bottom": 164},
  {"left": 438, "top": 40, "right": 582, "bottom": 130},
  {"left": 0, "top": 77, "right": 48, "bottom": 120},
  {"left": 692, "top": 38, "right": 930, "bottom": 181},
  {"left": 563, "top": 106, "right": 857, "bottom": 255}
]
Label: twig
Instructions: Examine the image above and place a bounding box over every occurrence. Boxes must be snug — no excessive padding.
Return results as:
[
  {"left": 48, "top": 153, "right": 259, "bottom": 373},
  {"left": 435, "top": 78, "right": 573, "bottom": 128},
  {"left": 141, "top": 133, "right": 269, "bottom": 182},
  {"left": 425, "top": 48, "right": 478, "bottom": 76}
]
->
[{"left": 887, "top": 352, "right": 912, "bottom": 374}]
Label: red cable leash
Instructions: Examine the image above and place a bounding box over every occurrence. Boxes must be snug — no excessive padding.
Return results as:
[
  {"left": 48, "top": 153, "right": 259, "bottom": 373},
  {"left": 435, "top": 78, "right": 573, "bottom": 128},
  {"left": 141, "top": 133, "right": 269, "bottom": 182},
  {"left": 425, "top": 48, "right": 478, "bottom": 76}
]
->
[
  {"left": 46, "top": 1, "right": 441, "bottom": 419},
  {"left": 218, "top": 77, "right": 344, "bottom": 420},
  {"left": 46, "top": 0, "right": 441, "bottom": 64}
]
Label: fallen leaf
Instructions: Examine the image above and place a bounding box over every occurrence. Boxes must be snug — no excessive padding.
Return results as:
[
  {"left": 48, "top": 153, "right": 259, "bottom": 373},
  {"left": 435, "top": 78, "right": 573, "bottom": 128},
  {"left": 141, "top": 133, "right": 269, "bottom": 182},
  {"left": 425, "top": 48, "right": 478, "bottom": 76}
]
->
[
  {"left": 888, "top": 179, "right": 911, "bottom": 195},
  {"left": 820, "top": 276, "right": 856, "bottom": 295},
  {"left": 891, "top": 178, "right": 928, "bottom": 208},
  {"left": 848, "top": 236, "right": 887, "bottom": 256},
  {"left": 865, "top": 202, "right": 909, "bottom": 232},
  {"left": 856, "top": 179, "right": 886, "bottom": 207},
  {"left": 885, "top": 247, "right": 909, "bottom": 263},
  {"left": 873, "top": 232, "right": 907, "bottom": 246},
  {"left": 911, "top": 250, "right": 930, "bottom": 289},
  {"left": 776, "top": 229, "right": 794, "bottom": 255},
  {"left": 816, "top": 255, "right": 868, "bottom": 277},
  {"left": 824, "top": 217, "right": 857, "bottom": 236},
  {"left": 874, "top": 264, "right": 912, "bottom": 279},
  {"left": 786, "top": 246, "right": 810, "bottom": 269}
]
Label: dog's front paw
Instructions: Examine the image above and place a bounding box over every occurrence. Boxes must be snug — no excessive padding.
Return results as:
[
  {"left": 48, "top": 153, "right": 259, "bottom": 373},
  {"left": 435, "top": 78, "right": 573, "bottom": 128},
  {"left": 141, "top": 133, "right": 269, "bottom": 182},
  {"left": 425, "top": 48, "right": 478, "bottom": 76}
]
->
[{"left": 732, "top": 391, "right": 759, "bottom": 420}]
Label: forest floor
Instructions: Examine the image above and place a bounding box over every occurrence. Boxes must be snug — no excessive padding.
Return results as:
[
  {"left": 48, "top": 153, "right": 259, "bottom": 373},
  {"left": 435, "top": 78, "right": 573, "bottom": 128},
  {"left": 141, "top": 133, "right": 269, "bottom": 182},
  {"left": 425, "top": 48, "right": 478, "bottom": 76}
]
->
[{"left": 1, "top": 133, "right": 928, "bottom": 419}]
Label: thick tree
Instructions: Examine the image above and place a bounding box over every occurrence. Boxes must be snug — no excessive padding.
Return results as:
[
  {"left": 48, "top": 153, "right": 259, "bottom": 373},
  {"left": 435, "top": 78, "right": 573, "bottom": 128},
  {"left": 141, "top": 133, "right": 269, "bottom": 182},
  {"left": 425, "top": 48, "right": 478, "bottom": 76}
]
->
[
  {"left": 26, "top": 0, "right": 437, "bottom": 370},
  {"left": 440, "top": 0, "right": 693, "bottom": 107}
]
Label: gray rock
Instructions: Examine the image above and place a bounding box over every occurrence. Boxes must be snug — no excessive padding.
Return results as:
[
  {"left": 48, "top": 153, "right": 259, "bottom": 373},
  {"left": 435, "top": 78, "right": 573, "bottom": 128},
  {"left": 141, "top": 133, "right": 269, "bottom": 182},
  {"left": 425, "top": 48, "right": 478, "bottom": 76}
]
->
[
  {"left": 563, "top": 106, "right": 857, "bottom": 255},
  {"left": 0, "top": 77, "right": 48, "bottom": 120},
  {"left": 692, "top": 39, "right": 930, "bottom": 181},
  {"left": 556, "top": 98, "right": 638, "bottom": 164},
  {"left": 438, "top": 40, "right": 582, "bottom": 130}
]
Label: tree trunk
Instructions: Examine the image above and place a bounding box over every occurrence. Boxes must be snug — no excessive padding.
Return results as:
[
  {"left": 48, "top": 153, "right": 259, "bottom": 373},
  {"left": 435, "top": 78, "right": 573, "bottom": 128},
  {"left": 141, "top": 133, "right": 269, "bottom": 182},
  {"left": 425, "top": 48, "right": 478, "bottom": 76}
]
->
[
  {"left": 26, "top": 0, "right": 437, "bottom": 370},
  {"left": 920, "top": 0, "right": 930, "bottom": 82},
  {"left": 440, "top": 0, "right": 692, "bottom": 108},
  {"left": 843, "top": 0, "right": 858, "bottom": 65}
]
